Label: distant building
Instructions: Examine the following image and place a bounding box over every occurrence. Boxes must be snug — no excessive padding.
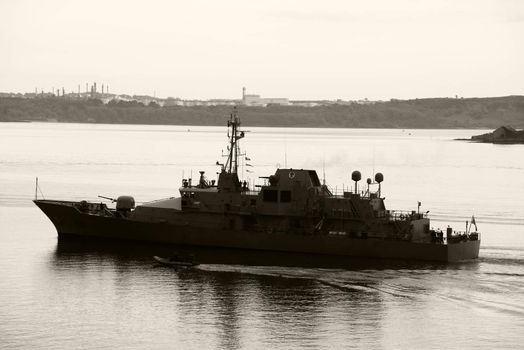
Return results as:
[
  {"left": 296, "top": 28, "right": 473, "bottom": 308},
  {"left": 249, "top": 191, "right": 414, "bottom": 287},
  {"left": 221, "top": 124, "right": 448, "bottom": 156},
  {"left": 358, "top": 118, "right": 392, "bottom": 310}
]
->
[
  {"left": 0, "top": 92, "right": 25, "bottom": 98},
  {"left": 290, "top": 101, "right": 320, "bottom": 107},
  {"left": 208, "top": 99, "right": 238, "bottom": 106},
  {"left": 354, "top": 98, "right": 376, "bottom": 105},
  {"left": 163, "top": 97, "right": 184, "bottom": 106},
  {"left": 163, "top": 97, "right": 238, "bottom": 107},
  {"left": 242, "top": 87, "right": 289, "bottom": 106}
]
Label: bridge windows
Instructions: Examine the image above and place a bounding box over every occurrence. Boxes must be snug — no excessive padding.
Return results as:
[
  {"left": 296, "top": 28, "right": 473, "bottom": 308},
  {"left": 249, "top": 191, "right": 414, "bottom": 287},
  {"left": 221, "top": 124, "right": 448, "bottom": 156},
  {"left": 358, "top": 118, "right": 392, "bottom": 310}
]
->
[
  {"left": 280, "top": 191, "right": 291, "bottom": 203},
  {"left": 262, "top": 189, "right": 292, "bottom": 203},
  {"left": 263, "top": 189, "right": 278, "bottom": 202}
]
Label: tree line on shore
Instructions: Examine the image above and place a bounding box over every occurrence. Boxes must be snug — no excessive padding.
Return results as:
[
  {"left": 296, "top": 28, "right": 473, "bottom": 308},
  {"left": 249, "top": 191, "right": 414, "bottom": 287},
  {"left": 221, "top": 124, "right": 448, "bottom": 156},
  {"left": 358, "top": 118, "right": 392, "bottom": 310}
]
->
[{"left": 1, "top": 95, "right": 523, "bottom": 129}]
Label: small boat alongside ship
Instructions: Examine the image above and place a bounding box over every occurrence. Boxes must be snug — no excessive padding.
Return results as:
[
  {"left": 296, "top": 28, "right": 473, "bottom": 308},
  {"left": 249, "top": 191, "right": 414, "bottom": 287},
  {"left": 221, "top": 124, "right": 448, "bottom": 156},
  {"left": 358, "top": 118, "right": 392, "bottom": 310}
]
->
[
  {"left": 34, "top": 109, "right": 480, "bottom": 263},
  {"left": 153, "top": 255, "right": 199, "bottom": 268}
]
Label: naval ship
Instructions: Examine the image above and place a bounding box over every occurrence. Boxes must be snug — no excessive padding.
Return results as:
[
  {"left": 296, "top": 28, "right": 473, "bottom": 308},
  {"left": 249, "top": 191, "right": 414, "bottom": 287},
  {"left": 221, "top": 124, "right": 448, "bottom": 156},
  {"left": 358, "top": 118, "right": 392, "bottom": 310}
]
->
[{"left": 34, "top": 110, "right": 480, "bottom": 262}]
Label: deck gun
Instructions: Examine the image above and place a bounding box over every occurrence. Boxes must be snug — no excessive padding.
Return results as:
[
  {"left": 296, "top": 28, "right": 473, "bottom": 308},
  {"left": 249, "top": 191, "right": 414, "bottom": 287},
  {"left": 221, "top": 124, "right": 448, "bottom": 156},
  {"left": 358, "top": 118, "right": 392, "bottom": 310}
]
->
[{"left": 98, "top": 195, "right": 117, "bottom": 203}]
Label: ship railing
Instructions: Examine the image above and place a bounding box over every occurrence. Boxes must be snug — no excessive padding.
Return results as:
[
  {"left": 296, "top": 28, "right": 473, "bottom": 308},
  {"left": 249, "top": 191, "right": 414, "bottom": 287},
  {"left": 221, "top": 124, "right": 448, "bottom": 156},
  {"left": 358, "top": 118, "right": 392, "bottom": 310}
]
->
[
  {"left": 430, "top": 228, "right": 480, "bottom": 244},
  {"left": 328, "top": 188, "right": 380, "bottom": 199},
  {"left": 445, "top": 230, "right": 481, "bottom": 244},
  {"left": 388, "top": 210, "right": 428, "bottom": 221},
  {"left": 240, "top": 190, "right": 260, "bottom": 196},
  {"left": 74, "top": 200, "right": 114, "bottom": 217}
]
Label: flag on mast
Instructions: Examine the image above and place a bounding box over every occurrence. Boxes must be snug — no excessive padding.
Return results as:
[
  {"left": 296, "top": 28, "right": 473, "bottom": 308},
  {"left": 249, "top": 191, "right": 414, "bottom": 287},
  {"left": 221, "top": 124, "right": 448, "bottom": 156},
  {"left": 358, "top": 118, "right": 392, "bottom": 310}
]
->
[{"left": 471, "top": 215, "right": 477, "bottom": 231}]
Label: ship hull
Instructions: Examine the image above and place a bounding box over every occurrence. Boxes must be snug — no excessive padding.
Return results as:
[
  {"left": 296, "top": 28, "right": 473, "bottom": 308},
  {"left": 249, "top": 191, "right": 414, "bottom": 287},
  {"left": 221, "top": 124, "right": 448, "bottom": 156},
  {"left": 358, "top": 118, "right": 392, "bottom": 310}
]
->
[{"left": 35, "top": 200, "right": 480, "bottom": 263}]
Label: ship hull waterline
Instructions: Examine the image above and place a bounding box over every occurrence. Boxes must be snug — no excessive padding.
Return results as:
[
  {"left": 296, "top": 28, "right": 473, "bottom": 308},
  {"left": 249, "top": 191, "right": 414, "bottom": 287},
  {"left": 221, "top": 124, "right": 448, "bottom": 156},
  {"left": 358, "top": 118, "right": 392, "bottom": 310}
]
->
[{"left": 35, "top": 200, "right": 480, "bottom": 263}]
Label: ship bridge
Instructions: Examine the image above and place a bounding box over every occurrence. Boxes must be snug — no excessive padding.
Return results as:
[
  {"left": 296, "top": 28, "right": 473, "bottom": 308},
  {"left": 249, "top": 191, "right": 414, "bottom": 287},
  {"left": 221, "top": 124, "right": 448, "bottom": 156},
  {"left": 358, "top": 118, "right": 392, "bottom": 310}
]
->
[{"left": 271, "top": 169, "right": 321, "bottom": 188}]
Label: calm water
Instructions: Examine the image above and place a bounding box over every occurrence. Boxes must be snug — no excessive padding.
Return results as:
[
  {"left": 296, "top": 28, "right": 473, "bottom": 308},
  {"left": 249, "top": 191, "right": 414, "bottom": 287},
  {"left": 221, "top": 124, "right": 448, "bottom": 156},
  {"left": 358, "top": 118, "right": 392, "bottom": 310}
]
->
[{"left": 1, "top": 122, "right": 523, "bottom": 349}]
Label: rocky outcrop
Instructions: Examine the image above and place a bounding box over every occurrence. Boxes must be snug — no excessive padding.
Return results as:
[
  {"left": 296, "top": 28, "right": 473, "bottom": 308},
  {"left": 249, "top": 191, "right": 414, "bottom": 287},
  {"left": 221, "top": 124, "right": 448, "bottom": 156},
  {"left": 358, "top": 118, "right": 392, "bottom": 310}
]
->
[{"left": 470, "top": 126, "right": 524, "bottom": 143}]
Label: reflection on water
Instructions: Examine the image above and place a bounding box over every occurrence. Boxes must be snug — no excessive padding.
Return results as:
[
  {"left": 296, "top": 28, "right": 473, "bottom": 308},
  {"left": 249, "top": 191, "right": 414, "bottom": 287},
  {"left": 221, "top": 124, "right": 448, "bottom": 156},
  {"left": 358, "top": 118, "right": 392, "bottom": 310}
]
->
[
  {"left": 49, "top": 240, "right": 387, "bottom": 348},
  {"left": 38, "top": 239, "right": 523, "bottom": 349}
]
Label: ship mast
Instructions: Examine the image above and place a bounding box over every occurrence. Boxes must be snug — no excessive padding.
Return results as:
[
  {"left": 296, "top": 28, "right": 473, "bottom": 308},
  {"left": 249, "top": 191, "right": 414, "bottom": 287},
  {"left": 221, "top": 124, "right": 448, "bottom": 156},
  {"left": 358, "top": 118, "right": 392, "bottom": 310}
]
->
[{"left": 224, "top": 108, "right": 244, "bottom": 174}]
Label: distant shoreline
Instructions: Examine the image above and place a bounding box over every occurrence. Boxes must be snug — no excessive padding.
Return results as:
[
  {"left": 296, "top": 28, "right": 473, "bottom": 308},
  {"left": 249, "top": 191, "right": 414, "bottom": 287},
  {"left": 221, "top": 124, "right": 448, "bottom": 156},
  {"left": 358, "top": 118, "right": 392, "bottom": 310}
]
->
[
  {"left": 1, "top": 96, "right": 523, "bottom": 129},
  {"left": 2, "top": 120, "right": 493, "bottom": 130}
]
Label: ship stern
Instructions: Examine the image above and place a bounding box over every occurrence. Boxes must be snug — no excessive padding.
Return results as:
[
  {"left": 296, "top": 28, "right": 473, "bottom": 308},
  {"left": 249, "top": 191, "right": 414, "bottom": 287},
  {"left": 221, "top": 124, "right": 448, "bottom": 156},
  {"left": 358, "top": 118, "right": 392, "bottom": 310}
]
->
[{"left": 447, "top": 239, "right": 481, "bottom": 262}]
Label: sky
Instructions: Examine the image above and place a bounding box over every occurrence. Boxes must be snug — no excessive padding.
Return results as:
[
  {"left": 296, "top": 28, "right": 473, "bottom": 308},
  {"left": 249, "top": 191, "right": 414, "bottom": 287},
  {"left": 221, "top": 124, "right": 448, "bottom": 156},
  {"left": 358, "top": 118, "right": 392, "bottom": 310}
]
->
[{"left": 1, "top": 0, "right": 523, "bottom": 100}]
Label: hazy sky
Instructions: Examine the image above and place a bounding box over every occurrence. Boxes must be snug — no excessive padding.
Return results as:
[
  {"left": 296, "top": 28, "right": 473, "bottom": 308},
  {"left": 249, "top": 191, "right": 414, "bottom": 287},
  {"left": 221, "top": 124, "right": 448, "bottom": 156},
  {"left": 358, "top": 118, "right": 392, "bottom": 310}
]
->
[{"left": 1, "top": 0, "right": 523, "bottom": 100}]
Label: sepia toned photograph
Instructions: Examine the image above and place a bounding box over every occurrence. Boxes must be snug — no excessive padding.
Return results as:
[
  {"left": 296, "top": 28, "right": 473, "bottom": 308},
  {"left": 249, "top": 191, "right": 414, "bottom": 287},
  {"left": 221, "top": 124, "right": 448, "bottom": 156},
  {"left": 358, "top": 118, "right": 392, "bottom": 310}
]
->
[{"left": 1, "top": 1, "right": 523, "bottom": 349}]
